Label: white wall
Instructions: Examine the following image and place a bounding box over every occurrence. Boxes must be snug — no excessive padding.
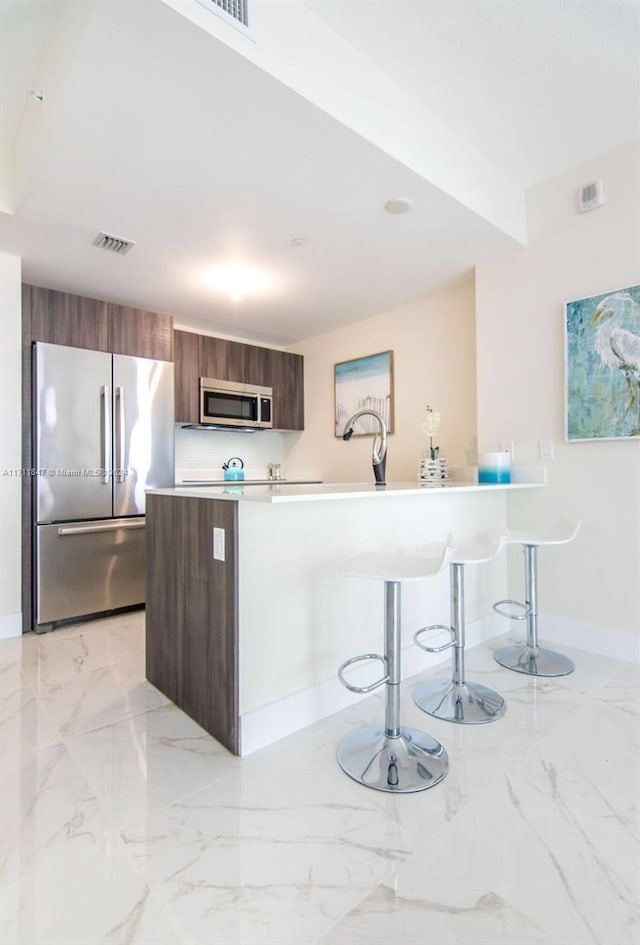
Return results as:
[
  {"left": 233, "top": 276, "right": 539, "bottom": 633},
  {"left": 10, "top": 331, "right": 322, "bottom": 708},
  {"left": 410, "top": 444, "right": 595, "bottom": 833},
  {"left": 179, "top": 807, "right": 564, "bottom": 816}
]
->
[
  {"left": 287, "top": 280, "right": 477, "bottom": 482},
  {"left": 162, "top": 0, "right": 526, "bottom": 243},
  {"left": 0, "top": 253, "right": 22, "bottom": 638},
  {"left": 476, "top": 139, "right": 640, "bottom": 649}
]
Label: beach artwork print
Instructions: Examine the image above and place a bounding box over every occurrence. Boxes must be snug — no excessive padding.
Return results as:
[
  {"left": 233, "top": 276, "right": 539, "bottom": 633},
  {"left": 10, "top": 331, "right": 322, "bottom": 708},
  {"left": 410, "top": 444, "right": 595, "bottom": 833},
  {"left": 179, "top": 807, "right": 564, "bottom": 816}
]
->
[
  {"left": 565, "top": 284, "right": 640, "bottom": 441},
  {"left": 334, "top": 350, "right": 394, "bottom": 437}
]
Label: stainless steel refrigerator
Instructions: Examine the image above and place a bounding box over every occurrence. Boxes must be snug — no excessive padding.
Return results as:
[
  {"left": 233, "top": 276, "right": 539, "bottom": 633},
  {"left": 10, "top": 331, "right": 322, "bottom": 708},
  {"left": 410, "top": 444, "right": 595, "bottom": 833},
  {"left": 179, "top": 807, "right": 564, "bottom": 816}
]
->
[{"left": 33, "top": 341, "right": 174, "bottom": 628}]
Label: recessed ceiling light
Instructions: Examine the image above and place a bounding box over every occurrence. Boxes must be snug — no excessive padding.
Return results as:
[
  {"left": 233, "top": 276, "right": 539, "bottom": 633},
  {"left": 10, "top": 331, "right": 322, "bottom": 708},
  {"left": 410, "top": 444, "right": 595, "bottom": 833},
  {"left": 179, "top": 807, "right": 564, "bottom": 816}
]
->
[
  {"left": 203, "top": 263, "right": 272, "bottom": 302},
  {"left": 384, "top": 198, "right": 412, "bottom": 214},
  {"left": 290, "top": 236, "right": 306, "bottom": 247}
]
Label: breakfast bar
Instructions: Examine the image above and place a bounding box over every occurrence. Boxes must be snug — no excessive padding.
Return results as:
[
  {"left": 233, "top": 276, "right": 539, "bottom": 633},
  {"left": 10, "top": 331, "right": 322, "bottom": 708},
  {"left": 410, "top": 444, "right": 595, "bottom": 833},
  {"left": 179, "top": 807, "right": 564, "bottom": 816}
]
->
[{"left": 145, "top": 479, "right": 544, "bottom": 755}]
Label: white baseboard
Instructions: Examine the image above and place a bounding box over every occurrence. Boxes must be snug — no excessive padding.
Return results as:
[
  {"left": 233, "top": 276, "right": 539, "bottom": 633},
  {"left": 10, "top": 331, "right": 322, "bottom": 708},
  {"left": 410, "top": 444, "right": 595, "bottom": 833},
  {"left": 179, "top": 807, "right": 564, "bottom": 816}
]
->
[
  {"left": 239, "top": 615, "right": 496, "bottom": 756},
  {"left": 541, "top": 613, "right": 640, "bottom": 664},
  {"left": 0, "top": 612, "right": 22, "bottom": 639},
  {"left": 239, "top": 613, "right": 639, "bottom": 755}
]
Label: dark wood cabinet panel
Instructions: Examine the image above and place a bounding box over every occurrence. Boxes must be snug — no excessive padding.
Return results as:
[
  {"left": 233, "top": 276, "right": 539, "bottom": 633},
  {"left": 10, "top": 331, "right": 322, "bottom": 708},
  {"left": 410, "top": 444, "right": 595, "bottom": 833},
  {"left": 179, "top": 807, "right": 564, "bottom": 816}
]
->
[
  {"left": 21, "top": 287, "right": 34, "bottom": 631},
  {"left": 26, "top": 285, "right": 109, "bottom": 351},
  {"left": 269, "top": 349, "right": 304, "bottom": 430},
  {"left": 146, "top": 494, "right": 239, "bottom": 754},
  {"left": 241, "top": 343, "right": 271, "bottom": 387},
  {"left": 174, "top": 329, "right": 201, "bottom": 423},
  {"left": 199, "top": 334, "right": 244, "bottom": 383},
  {"left": 108, "top": 303, "right": 173, "bottom": 361}
]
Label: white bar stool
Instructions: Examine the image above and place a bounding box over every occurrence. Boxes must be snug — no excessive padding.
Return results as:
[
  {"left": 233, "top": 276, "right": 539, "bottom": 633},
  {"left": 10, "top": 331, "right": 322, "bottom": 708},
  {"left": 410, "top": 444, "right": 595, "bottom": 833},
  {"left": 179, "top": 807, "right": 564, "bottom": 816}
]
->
[
  {"left": 336, "top": 547, "right": 451, "bottom": 793},
  {"left": 493, "top": 518, "right": 581, "bottom": 677},
  {"left": 413, "top": 535, "right": 507, "bottom": 724}
]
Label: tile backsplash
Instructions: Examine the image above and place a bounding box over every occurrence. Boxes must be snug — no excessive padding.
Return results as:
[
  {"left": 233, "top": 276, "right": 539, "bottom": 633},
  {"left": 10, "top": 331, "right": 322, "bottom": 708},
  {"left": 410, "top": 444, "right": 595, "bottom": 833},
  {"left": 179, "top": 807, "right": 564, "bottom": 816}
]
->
[{"left": 174, "top": 425, "right": 287, "bottom": 481}]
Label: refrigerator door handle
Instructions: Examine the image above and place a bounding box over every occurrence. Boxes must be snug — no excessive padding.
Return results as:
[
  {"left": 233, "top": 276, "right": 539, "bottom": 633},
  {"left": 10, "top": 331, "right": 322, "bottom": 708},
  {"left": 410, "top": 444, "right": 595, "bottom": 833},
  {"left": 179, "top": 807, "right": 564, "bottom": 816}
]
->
[
  {"left": 116, "top": 386, "right": 126, "bottom": 483},
  {"left": 101, "top": 385, "right": 110, "bottom": 484},
  {"left": 57, "top": 520, "right": 145, "bottom": 536}
]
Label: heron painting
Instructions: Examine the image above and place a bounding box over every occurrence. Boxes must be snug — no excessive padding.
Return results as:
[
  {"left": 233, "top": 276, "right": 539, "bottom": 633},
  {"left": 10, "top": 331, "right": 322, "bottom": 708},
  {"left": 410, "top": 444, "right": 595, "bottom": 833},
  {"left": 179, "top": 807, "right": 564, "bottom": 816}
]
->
[{"left": 565, "top": 284, "right": 640, "bottom": 440}]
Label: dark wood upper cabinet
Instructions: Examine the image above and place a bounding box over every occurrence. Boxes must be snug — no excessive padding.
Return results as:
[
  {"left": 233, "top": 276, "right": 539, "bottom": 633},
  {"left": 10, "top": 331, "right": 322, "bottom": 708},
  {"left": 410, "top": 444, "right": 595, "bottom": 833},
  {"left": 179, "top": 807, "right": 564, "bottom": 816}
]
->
[
  {"left": 108, "top": 303, "right": 173, "bottom": 362},
  {"left": 24, "top": 285, "right": 174, "bottom": 362},
  {"left": 269, "top": 349, "right": 304, "bottom": 430},
  {"left": 199, "top": 334, "right": 241, "bottom": 383},
  {"left": 174, "top": 329, "right": 201, "bottom": 424},
  {"left": 175, "top": 330, "right": 304, "bottom": 430},
  {"left": 25, "top": 285, "right": 109, "bottom": 351},
  {"left": 241, "top": 343, "right": 271, "bottom": 387}
]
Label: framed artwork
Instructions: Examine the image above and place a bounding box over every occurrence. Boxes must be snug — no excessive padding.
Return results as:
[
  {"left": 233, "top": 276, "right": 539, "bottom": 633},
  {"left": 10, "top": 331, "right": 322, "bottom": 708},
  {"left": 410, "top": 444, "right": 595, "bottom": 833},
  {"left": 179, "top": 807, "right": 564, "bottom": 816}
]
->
[
  {"left": 334, "top": 350, "right": 394, "bottom": 437},
  {"left": 565, "top": 284, "right": 640, "bottom": 441}
]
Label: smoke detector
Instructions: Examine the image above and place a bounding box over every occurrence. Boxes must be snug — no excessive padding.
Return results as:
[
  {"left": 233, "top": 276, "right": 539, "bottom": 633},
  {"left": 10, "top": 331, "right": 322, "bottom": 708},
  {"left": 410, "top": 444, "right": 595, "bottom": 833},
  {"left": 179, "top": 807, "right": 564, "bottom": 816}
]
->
[
  {"left": 578, "top": 180, "right": 605, "bottom": 213},
  {"left": 384, "top": 198, "right": 412, "bottom": 215},
  {"left": 92, "top": 231, "right": 135, "bottom": 255}
]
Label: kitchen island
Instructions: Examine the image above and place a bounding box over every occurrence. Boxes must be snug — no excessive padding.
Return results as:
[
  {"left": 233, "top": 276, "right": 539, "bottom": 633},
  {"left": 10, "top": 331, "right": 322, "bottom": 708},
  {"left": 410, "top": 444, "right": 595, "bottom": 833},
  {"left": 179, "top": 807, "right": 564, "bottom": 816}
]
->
[{"left": 145, "top": 478, "right": 544, "bottom": 755}]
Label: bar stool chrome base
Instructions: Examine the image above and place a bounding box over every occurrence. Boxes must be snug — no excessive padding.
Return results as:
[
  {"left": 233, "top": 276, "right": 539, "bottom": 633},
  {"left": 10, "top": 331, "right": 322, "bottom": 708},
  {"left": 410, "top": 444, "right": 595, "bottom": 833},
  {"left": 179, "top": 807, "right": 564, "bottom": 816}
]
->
[
  {"left": 413, "top": 678, "right": 506, "bottom": 724},
  {"left": 337, "top": 724, "right": 449, "bottom": 793},
  {"left": 493, "top": 643, "right": 574, "bottom": 677}
]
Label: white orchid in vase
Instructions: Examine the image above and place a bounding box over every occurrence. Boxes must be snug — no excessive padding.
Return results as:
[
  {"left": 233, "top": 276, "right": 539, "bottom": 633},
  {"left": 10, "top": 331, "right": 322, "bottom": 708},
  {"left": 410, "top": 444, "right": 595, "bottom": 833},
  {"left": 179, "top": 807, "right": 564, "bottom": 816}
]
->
[{"left": 421, "top": 405, "right": 441, "bottom": 460}]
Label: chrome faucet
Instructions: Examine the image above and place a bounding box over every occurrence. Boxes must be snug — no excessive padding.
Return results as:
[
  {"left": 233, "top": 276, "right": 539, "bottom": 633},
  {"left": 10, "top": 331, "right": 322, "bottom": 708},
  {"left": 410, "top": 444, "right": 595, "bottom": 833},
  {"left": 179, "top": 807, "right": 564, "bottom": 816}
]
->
[{"left": 342, "top": 409, "right": 388, "bottom": 485}]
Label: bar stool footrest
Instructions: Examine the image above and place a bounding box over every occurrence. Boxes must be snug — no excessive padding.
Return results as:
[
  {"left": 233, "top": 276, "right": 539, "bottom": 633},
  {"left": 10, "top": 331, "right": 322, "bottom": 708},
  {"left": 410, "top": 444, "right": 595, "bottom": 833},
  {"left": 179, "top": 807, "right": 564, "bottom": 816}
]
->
[
  {"left": 337, "top": 724, "right": 449, "bottom": 793},
  {"left": 413, "top": 624, "right": 455, "bottom": 653},
  {"left": 338, "top": 653, "right": 388, "bottom": 693},
  {"left": 493, "top": 599, "right": 531, "bottom": 620}
]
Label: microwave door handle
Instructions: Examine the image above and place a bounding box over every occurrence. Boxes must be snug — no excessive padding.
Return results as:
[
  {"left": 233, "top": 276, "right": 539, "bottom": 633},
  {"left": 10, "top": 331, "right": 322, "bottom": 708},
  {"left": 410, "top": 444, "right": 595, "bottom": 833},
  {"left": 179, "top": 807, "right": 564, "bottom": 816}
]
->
[{"left": 101, "top": 386, "right": 110, "bottom": 484}]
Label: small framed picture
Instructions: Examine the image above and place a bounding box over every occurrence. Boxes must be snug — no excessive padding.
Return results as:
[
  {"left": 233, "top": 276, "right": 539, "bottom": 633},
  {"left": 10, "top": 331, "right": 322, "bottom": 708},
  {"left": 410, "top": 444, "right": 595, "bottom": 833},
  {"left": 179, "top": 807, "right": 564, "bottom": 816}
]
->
[{"left": 334, "top": 350, "right": 394, "bottom": 437}]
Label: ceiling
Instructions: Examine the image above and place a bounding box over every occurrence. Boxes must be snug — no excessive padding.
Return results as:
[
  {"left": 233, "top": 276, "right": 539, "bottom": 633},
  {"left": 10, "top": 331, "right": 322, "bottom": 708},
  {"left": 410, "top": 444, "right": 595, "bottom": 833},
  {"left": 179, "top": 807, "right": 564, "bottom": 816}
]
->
[{"left": 1, "top": 0, "right": 638, "bottom": 346}]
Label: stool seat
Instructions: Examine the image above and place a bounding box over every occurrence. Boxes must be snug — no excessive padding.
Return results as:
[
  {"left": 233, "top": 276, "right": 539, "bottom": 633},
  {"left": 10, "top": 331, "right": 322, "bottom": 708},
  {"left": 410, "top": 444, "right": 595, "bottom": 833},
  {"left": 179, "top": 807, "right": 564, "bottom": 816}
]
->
[
  {"left": 503, "top": 518, "right": 581, "bottom": 547},
  {"left": 342, "top": 546, "right": 450, "bottom": 582},
  {"left": 413, "top": 534, "right": 507, "bottom": 725},
  {"left": 447, "top": 535, "right": 504, "bottom": 566},
  {"left": 493, "top": 519, "right": 580, "bottom": 677},
  {"left": 336, "top": 546, "right": 450, "bottom": 793}
]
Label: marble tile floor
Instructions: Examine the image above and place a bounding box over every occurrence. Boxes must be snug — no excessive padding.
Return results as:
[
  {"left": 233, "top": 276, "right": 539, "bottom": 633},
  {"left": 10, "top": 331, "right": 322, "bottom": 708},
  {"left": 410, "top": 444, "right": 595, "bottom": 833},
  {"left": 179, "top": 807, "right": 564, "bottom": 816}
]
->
[{"left": 1, "top": 611, "right": 638, "bottom": 945}]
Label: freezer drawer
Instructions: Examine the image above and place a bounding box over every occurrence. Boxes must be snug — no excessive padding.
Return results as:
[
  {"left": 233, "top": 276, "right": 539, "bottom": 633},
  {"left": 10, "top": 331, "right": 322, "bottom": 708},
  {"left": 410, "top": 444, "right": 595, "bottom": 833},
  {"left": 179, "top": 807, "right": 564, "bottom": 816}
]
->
[{"left": 35, "top": 518, "right": 145, "bottom": 626}]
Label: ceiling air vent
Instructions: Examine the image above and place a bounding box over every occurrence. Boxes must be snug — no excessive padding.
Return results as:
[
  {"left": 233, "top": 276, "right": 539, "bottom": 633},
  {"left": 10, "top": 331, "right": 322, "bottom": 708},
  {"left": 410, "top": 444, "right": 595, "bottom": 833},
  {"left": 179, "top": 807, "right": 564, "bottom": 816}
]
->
[
  {"left": 194, "top": 0, "right": 254, "bottom": 38},
  {"left": 92, "top": 231, "right": 135, "bottom": 255}
]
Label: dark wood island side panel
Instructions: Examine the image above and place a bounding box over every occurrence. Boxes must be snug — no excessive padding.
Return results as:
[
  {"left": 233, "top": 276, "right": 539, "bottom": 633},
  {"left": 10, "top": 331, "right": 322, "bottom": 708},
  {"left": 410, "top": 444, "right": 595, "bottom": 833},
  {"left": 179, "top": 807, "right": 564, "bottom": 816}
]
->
[{"left": 145, "top": 494, "right": 240, "bottom": 754}]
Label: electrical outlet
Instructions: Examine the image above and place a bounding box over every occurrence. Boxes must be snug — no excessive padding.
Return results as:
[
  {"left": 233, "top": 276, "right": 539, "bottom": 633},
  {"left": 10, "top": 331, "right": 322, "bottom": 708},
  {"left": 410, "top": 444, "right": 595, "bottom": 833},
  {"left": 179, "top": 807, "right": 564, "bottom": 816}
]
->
[
  {"left": 500, "top": 440, "right": 514, "bottom": 461},
  {"left": 538, "top": 440, "right": 554, "bottom": 461},
  {"left": 213, "top": 527, "right": 225, "bottom": 561}
]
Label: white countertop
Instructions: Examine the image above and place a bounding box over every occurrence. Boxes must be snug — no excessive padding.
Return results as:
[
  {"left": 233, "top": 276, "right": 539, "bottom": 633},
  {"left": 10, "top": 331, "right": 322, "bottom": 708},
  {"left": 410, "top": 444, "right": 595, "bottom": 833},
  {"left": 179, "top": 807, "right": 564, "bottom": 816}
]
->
[
  {"left": 148, "top": 479, "right": 545, "bottom": 503},
  {"left": 177, "top": 479, "right": 322, "bottom": 486}
]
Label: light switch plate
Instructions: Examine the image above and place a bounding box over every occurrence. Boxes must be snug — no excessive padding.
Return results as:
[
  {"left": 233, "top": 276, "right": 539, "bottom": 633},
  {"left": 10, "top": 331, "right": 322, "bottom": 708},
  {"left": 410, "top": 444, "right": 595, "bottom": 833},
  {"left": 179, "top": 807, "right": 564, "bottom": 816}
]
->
[{"left": 538, "top": 440, "right": 554, "bottom": 461}]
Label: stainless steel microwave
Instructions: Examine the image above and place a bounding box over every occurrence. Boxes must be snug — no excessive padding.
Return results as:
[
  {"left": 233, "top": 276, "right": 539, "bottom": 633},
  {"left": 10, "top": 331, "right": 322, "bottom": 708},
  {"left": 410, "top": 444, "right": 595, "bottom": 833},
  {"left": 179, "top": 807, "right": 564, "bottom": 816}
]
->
[{"left": 199, "top": 377, "right": 273, "bottom": 429}]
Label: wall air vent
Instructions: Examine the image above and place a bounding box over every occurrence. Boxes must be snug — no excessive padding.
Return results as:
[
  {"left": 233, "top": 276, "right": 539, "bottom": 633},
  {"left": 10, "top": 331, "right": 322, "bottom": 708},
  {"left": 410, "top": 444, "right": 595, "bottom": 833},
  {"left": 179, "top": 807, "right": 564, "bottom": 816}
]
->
[
  {"left": 578, "top": 179, "right": 605, "bottom": 213},
  {"left": 194, "top": 0, "right": 254, "bottom": 38},
  {"left": 92, "top": 231, "right": 135, "bottom": 255}
]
